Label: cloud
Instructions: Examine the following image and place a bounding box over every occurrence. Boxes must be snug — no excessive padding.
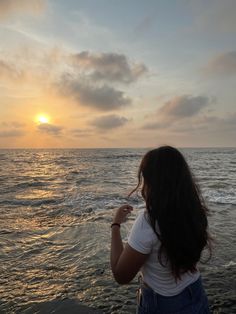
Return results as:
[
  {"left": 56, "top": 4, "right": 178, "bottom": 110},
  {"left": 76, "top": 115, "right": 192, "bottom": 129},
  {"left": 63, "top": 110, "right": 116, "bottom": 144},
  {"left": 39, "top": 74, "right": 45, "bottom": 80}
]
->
[
  {"left": 0, "top": 0, "right": 45, "bottom": 19},
  {"left": 90, "top": 114, "right": 129, "bottom": 129},
  {"left": 1, "top": 121, "right": 25, "bottom": 128},
  {"left": 0, "top": 60, "right": 23, "bottom": 82},
  {"left": 171, "top": 112, "right": 236, "bottom": 137},
  {"left": 58, "top": 51, "right": 146, "bottom": 111},
  {"left": 70, "top": 51, "right": 147, "bottom": 84},
  {"left": 0, "top": 121, "right": 25, "bottom": 137},
  {"left": 143, "top": 95, "right": 211, "bottom": 130},
  {"left": 159, "top": 95, "right": 210, "bottom": 118},
  {"left": 197, "top": 113, "right": 236, "bottom": 132},
  {"left": 58, "top": 76, "right": 131, "bottom": 111},
  {"left": 142, "top": 95, "right": 236, "bottom": 138},
  {"left": 0, "top": 129, "right": 25, "bottom": 137},
  {"left": 143, "top": 121, "right": 166, "bottom": 130},
  {"left": 143, "top": 111, "right": 236, "bottom": 138},
  {"left": 203, "top": 51, "right": 236, "bottom": 77},
  {"left": 37, "top": 123, "right": 63, "bottom": 136},
  {"left": 0, "top": 47, "right": 145, "bottom": 112},
  {"left": 0, "top": 58, "right": 45, "bottom": 85},
  {"left": 70, "top": 128, "right": 93, "bottom": 137}
]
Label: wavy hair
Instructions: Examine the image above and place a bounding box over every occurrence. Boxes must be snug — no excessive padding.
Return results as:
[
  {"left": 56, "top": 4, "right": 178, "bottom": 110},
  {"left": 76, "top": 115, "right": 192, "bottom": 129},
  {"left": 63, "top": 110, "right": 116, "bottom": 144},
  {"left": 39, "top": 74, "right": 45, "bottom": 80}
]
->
[{"left": 129, "top": 146, "right": 212, "bottom": 280}]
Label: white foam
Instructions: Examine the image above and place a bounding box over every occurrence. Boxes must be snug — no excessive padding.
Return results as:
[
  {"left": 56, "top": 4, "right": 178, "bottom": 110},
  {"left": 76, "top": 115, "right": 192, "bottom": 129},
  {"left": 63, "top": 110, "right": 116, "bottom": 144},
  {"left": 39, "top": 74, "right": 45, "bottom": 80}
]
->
[{"left": 223, "top": 261, "right": 236, "bottom": 268}]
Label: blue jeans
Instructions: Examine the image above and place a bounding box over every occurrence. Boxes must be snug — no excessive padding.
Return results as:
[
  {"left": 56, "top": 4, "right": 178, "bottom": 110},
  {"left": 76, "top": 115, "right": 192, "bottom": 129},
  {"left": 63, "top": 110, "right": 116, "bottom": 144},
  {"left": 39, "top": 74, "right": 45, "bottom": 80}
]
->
[{"left": 137, "top": 277, "right": 210, "bottom": 314}]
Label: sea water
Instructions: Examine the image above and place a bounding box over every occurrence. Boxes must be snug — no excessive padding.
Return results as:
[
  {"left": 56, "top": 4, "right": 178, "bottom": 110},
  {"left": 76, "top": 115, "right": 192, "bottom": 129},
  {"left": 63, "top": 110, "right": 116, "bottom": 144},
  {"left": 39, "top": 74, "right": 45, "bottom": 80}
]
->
[{"left": 0, "top": 148, "right": 235, "bottom": 313}]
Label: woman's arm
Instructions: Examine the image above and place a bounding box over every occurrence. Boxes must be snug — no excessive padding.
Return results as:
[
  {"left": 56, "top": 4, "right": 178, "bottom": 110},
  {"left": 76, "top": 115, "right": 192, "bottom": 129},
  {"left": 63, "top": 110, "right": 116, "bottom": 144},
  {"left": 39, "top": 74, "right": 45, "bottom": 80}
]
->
[{"left": 110, "top": 205, "right": 149, "bottom": 284}]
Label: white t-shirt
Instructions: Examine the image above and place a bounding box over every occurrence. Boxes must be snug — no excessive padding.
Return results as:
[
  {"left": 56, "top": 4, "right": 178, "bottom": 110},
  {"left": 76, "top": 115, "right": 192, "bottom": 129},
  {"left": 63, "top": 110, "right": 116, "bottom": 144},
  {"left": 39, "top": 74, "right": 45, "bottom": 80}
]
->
[{"left": 128, "top": 210, "right": 200, "bottom": 296}]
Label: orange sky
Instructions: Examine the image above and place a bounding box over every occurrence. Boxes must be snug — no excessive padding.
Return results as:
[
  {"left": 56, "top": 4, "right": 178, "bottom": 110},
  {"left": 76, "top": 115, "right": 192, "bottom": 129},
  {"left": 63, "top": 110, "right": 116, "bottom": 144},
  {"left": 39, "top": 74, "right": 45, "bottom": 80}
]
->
[{"left": 0, "top": 0, "right": 236, "bottom": 148}]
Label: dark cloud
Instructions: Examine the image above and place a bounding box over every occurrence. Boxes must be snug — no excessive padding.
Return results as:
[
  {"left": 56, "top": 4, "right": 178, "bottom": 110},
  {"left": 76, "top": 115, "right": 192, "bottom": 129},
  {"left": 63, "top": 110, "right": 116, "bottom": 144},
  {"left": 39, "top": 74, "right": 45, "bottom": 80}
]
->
[
  {"left": 0, "top": 121, "right": 25, "bottom": 137},
  {"left": 0, "top": 129, "right": 25, "bottom": 137},
  {"left": 70, "top": 51, "right": 147, "bottom": 84},
  {"left": 90, "top": 114, "right": 129, "bottom": 129},
  {"left": 58, "top": 76, "right": 131, "bottom": 111},
  {"left": 173, "top": 113, "right": 236, "bottom": 136},
  {"left": 198, "top": 113, "right": 236, "bottom": 132},
  {"left": 143, "top": 110, "right": 236, "bottom": 136},
  {"left": 59, "top": 51, "right": 141, "bottom": 111},
  {"left": 203, "top": 51, "right": 236, "bottom": 77},
  {"left": 159, "top": 95, "right": 210, "bottom": 118},
  {"left": 37, "top": 123, "right": 63, "bottom": 136},
  {"left": 78, "top": 85, "right": 131, "bottom": 110},
  {"left": 70, "top": 128, "right": 93, "bottom": 136},
  {"left": 142, "top": 95, "right": 211, "bottom": 130},
  {"left": 0, "top": 0, "right": 45, "bottom": 19}
]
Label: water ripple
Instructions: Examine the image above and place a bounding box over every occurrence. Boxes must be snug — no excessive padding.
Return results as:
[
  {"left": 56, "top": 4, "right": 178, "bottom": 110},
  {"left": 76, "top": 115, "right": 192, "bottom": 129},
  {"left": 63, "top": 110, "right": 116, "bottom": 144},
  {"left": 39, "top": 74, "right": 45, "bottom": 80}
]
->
[{"left": 0, "top": 148, "right": 235, "bottom": 313}]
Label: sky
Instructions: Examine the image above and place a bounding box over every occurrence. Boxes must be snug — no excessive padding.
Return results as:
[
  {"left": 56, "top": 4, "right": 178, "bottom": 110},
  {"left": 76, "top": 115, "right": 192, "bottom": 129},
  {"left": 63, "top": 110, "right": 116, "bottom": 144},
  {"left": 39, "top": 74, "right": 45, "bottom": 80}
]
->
[{"left": 0, "top": 0, "right": 236, "bottom": 148}]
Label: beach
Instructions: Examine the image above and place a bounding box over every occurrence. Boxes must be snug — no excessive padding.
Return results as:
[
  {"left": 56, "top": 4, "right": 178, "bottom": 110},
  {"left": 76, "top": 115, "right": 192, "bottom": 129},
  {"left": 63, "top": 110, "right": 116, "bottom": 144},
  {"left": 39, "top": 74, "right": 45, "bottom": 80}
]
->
[{"left": 0, "top": 148, "right": 235, "bottom": 313}]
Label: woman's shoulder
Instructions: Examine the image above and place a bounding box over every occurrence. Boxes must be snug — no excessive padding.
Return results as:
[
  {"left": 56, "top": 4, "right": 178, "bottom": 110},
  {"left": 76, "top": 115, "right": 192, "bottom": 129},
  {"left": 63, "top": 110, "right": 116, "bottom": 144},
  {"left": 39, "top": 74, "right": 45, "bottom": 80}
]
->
[
  {"left": 134, "top": 209, "right": 149, "bottom": 226},
  {"left": 128, "top": 209, "right": 158, "bottom": 254},
  {"left": 132, "top": 210, "right": 159, "bottom": 239},
  {"left": 136, "top": 209, "right": 157, "bottom": 227}
]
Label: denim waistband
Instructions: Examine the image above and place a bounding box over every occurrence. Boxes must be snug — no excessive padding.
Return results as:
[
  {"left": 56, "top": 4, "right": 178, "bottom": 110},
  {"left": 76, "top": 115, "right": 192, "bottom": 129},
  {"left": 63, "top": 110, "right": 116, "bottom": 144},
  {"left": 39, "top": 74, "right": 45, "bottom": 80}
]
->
[
  {"left": 141, "top": 276, "right": 202, "bottom": 301},
  {"left": 137, "top": 276, "right": 209, "bottom": 313}
]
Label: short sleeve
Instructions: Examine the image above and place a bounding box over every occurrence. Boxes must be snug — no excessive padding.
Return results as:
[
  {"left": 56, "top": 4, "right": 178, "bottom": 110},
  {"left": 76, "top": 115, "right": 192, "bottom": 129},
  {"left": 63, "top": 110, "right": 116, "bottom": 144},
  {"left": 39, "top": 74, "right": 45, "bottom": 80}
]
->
[{"left": 128, "top": 211, "right": 156, "bottom": 254}]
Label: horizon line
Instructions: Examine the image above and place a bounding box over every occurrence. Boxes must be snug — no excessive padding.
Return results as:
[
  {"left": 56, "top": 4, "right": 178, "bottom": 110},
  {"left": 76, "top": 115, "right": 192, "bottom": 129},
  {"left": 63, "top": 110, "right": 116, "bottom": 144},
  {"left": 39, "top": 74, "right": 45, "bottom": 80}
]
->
[{"left": 0, "top": 146, "right": 235, "bottom": 150}]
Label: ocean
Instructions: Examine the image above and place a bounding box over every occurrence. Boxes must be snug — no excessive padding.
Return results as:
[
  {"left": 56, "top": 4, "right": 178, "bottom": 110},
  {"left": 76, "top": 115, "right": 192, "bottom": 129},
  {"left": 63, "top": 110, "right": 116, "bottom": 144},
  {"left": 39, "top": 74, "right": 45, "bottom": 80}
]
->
[{"left": 0, "top": 148, "right": 235, "bottom": 313}]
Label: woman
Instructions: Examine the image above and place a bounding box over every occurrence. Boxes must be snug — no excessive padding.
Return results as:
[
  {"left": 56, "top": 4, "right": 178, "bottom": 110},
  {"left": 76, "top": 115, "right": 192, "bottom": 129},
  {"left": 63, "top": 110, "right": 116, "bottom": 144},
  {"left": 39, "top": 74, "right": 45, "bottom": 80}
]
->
[{"left": 110, "top": 146, "right": 211, "bottom": 313}]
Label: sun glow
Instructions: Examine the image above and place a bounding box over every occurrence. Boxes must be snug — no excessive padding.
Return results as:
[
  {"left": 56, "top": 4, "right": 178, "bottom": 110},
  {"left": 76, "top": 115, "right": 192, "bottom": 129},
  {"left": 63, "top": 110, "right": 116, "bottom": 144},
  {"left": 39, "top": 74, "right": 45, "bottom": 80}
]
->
[{"left": 36, "top": 114, "right": 50, "bottom": 124}]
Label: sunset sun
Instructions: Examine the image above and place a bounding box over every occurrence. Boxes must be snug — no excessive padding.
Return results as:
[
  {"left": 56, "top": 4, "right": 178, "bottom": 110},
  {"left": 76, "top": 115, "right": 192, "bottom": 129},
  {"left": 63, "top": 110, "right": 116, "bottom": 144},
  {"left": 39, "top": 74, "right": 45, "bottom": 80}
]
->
[{"left": 36, "top": 114, "right": 50, "bottom": 124}]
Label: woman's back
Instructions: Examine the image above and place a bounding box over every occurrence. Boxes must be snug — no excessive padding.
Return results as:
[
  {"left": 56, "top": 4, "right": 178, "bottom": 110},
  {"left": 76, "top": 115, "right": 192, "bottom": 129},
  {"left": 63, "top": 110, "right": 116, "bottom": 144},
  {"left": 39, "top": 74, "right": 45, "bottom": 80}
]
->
[
  {"left": 128, "top": 210, "right": 200, "bottom": 296},
  {"left": 129, "top": 146, "right": 211, "bottom": 280}
]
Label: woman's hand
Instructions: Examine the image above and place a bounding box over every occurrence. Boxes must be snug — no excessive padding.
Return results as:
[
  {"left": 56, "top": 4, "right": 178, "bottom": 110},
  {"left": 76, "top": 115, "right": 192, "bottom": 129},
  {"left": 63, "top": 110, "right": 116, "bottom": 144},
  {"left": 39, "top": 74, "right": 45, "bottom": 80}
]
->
[{"left": 113, "top": 204, "right": 133, "bottom": 225}]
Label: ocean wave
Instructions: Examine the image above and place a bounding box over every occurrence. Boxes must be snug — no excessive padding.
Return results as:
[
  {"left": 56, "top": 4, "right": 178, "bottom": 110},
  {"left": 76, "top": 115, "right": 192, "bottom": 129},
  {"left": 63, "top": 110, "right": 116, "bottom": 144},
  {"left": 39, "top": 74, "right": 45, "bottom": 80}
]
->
[
  {"left": 205, "top": 196, "right": 236, "bottom": 205},
  {"left": 0, "top": 198, "right": 62, "bottom": 207},
  {"left": 203, "top": 188, "right": 236, "bottom": 205},
  {"left": 14, "top": 181, "right": 48, "bottom": 189},
  {"left": 192, "top": 149, "right": 236, "bottom": 155},
  {"left": 223, "top": 261, "right": 236, "bottom": 268},
  {"left": 0, "top": 154, "right": 7, "bottom": 161},
  {"left": 103, "top": 154, "right": 141, "bottom": 159}
]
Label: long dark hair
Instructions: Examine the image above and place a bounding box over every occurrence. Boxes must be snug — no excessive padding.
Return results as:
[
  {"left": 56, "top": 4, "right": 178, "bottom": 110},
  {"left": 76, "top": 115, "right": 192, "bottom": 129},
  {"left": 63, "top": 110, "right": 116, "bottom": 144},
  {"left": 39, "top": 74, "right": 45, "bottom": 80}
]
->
[{"left": 129, "top": 146, "right": 212, "bottom": 280}]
